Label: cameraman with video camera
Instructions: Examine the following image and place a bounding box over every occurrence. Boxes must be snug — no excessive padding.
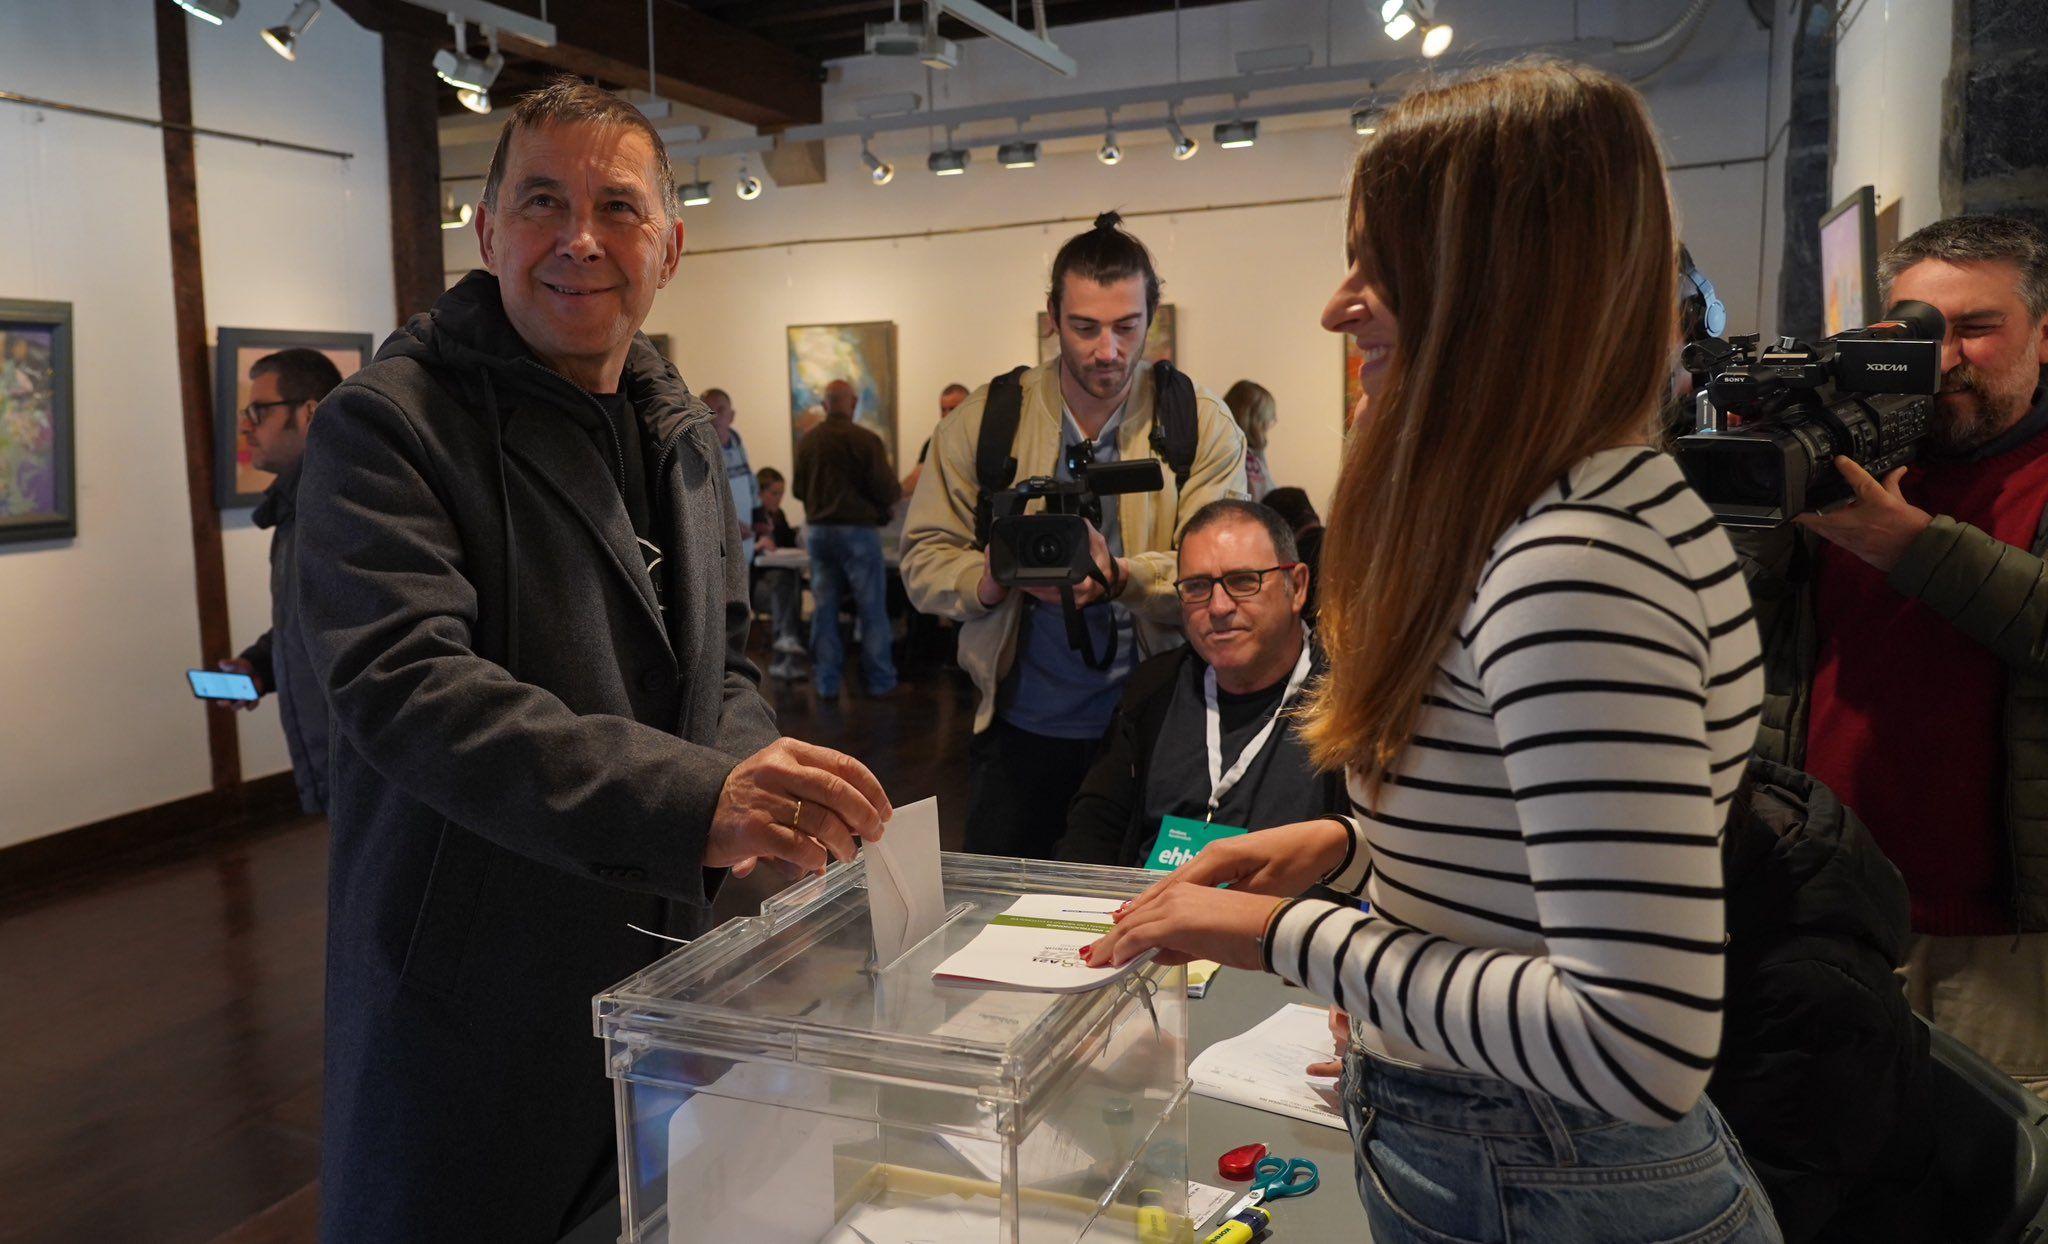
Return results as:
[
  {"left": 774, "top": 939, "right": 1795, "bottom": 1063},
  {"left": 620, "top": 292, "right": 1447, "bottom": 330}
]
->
[
  {"left": 1735, "top": 215, "right": 2048, "bottom": 1096},
  {"left": 901, "top": 212, "right": 1246, "bottom": 858}
]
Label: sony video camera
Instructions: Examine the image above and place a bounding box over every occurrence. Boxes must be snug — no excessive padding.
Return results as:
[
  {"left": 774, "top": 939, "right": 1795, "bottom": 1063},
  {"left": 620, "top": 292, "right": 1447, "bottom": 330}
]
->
[
  {"left": 1673, "top": 299, "right": 1947, "bottom": 528},
  {"left": 987, "top": 456, "right": 1164, "bottom": 589}
]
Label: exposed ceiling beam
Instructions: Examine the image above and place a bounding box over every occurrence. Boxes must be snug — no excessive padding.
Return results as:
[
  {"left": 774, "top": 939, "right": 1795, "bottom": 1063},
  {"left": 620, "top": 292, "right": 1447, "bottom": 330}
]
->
[{"left": 333, "top": 0, "right": 822, "bottom": 128}]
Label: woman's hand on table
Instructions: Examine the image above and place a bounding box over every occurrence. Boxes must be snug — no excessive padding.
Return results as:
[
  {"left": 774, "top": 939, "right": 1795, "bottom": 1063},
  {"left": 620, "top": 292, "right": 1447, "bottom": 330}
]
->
[{"left": 1078, "top": 818, "right": 1353, "bottom": 970}]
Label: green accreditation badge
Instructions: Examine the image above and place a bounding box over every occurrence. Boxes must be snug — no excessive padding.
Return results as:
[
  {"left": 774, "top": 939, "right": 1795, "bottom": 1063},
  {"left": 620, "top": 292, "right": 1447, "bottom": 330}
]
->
[{"left": 1147, "top": 814, "right": 1248, "bottom": 872}]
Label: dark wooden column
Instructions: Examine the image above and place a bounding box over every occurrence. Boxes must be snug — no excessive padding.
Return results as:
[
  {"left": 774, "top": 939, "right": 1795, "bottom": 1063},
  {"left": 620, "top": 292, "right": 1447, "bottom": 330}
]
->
[
  {"left": 1953, "top": 0, "right": 2048, "bottom": 231},
  {"left": 155, "top": 4, "right": 242, "bottom": 791},
  {"left": 382, "top": 28, "right": 446, "bottom": 324}
]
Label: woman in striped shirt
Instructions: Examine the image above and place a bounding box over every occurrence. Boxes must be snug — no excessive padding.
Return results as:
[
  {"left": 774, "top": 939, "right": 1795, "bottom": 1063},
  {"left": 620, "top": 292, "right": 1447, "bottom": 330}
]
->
[{"left": 1083, "top": 62, "right": 1780, "bottom": 1243}]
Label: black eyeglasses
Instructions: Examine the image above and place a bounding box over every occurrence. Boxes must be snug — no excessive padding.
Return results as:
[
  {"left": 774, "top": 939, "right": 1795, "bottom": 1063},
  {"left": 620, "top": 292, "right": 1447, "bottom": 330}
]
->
[
  {"left": 238, "top": 399, "right": 300, "bottom": 428},
  {"left": 1173, "top": 564, "right": 1298, "bottom": 604}
]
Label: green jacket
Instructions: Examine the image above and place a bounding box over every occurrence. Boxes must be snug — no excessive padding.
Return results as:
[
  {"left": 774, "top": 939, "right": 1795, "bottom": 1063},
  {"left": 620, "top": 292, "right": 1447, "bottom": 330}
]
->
[{"left": 1743, "top": 512, "right": 2048, "bottom": 930}]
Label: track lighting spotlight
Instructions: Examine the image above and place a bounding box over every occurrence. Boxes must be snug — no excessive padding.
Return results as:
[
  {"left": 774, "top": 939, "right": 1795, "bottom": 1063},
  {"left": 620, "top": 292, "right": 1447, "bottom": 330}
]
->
[
  {"left": 439, "top": 189, "right": 472, "bottom": 230},
  {"left": 928, "top": 147, "right": 969, "bottom": 176},
  {"left": 172, "top": 0, "right": 240, "bottom": 25},
  {"left": 1213, "top": 119, "right": 1258, "bottom": 149},
  {"left": 679, "top": 181, "right": 712, "bottom": 207},
  {"left": 1167, "top": 116, "right": 1199, "bottom": 161},
  {"left": 735, "top": 158, "right": 763, "bottom": 199},
  {"left": 1350, "top": 108, "right": 1381, "bottom": 136},
  {"left": 861, "top": 139, "right": 895, "bottom": 185},
  {"left": 998, "top": 140, "right": 1040, "bottom": 169},
  {"left": 434, "top": 21, "right": 503, "bottom": 98},
  {"left": 261, "top": 0, "right": 320, "bottom": 59},
  {"left": 1380, "top": 0, "right": 1418, "bottom": 40},
  {"left": 1097, "top": 132, "right": 1122, "bottom": 166},
  {"left": 1420, "top": 20, "right": 1454, "bottom": 57}
]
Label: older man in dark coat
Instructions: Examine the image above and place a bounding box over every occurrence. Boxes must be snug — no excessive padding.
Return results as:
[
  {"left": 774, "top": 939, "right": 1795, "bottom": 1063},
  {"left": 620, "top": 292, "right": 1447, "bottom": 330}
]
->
[{"left": 295, "top": 81, "right": 891, "bottom": 1243}]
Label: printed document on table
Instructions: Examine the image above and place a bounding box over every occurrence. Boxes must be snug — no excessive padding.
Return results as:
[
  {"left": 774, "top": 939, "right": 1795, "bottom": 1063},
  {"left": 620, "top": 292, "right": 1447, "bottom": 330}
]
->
[
  {"left": 1188, "top": 1002, "right": 1347, "bottom": 1130},
  {"left": 865, "top": 796, "right": 945, "bottom": 969},
  {"left": 931, "top": 894, "right": 1143, "bottom": 992}
]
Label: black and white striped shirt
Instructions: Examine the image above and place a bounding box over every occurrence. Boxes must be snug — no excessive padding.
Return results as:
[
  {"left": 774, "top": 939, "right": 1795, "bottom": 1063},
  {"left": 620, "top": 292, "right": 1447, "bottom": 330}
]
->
[{"left": 1266, "top": 446, "right": 1762, "bottom": 1126}]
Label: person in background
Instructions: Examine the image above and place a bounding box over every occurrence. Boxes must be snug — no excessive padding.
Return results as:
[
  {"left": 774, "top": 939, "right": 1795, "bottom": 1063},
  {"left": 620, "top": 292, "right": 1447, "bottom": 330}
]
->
[
  {"left": 1224, "top": 379, "right": 1278, "bottom": 500},
  {"left": 703, "top": 387, "right": 757, "bottom": 548},
  {"left": 1081, "top": 62, "right": 1778, "bottom": 1243},
  {"left": 900, "top": 212, "right": 1247, "bottom": 859},
  {"left": 215, "top": 347, "right": 343, "bottom": 815},
  {"left": 1742, "top": 213, "right": 2048, "bottom": 1097},
  {"left": 1058, "top": 500, "right": 1340, "bottom": 866},
  {"left": 752, "top": 465, "right": 805, "bottom": 680},
  {"left": 294, "top": 80, "right": 890, "bottom": 1242},
  {"left": 1259, "top": 486, "right": 1323, "bottom": 622},
  {"left": 901, "top": 382, "right": 969, "bottom": 500},
  {"left": 793, "top": 378, "right": 901, "bottom": 698}
]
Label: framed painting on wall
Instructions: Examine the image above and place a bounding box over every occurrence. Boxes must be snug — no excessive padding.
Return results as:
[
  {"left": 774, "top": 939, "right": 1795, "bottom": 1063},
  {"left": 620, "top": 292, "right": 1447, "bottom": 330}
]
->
[
  {"left": 214, "top": 327, "right": 372, "bottom": 508},
  {"left": 1037, "top": 303, "right": 1177, "bottom": 368},
  {"left": 787, "top": 320, "right": 898, "bottom": 463},
  {"left": 0, "top": 298, "right": 76, "bottom": 545},
  {"left": 1343, "top": 334, "right": 1366, "bottom": 432}
]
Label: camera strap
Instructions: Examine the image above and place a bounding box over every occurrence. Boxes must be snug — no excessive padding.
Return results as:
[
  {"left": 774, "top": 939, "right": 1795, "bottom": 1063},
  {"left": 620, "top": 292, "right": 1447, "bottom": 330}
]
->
[{"left": 1058, "top": 563, "right": 1121, "bottom": 671}]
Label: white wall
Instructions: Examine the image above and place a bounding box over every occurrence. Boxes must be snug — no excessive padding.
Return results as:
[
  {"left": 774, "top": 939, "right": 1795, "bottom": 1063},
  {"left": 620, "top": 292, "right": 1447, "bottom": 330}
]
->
[
  {"left": 1833, "top": 0, "right": 1953, "bottom": 235},
  {"left": 0, "top": 0, "right": 393, "bottom": 850},
  {"left": 506, "top": 0, "right": 1779, "bottom": 521}
]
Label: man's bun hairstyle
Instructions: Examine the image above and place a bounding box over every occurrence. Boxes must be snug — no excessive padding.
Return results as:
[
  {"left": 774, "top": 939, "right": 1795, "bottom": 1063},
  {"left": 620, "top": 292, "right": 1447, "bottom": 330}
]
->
[{"left": 1047, "top": 209, "right": 1162, "bottom": 321}]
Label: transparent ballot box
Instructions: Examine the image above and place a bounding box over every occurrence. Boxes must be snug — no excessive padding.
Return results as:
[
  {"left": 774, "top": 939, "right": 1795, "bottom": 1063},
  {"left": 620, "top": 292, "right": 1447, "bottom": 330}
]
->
[{"left": 594, "top": 855, "right": 1190, "bottom": 1244}]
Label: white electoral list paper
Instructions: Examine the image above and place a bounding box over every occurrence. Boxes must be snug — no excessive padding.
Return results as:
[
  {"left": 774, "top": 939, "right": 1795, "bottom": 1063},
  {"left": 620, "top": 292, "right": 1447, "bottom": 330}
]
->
[
  {"left": 1187, "top": 1002, "right": 1347, "bottom": 1130},
  {"left": 864, "top": 796, "right": 945, "bottom": 969},
  {"left": 931, "top": 894, "right": 1143, "bottom": 992}
]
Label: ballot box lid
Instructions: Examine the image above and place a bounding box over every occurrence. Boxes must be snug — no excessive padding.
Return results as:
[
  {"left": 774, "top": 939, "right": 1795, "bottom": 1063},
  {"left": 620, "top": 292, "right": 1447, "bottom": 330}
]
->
[{"left": 594, "top": 854, "right": 1177, "bottom": 1109}]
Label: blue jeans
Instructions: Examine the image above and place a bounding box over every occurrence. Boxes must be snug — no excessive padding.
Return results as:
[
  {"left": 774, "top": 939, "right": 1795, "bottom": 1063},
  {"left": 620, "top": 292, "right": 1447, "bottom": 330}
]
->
[
  {"left": 1340, "top": 1050, "right": 1781, "bottom": 1244},
  {"left": 805, "top": 524, "right": 895, "bottom": 695}
]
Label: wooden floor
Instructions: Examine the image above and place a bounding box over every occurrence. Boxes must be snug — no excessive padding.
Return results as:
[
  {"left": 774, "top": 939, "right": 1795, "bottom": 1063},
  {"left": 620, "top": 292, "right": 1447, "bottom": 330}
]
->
[{"left": 0, "top": 650, "right": 978, "bottom": 1244}]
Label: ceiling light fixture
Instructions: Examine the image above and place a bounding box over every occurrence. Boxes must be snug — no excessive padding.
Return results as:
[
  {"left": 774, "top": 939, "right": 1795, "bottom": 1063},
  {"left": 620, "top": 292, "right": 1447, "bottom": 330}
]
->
[
  {"left": 998, "top": 140, "right": 1039, "bottom": 169},
  {"left": 735, "top": 157, "right": 763, "bottom": 200},
  {"left": 1167, "top": 114, "right": 1199, "bottom": 160},
  {"left": 679, "top": 160, "right": 712, "bottom": 207},
  {"left": 172, "top": 0, "right": 240, "bottom": 24},
  {"left": 1350, "top": 107, "right": 1381, "bottom": 135},
  {"left": 1213, "top": 119, "right": 1258, "bottom": 149},
  {"left": 260, "top": 0, "right": 320, "bottom": 59},
  {"left": 1380, "top": 0, "right": 1418, "bottom": 41},
  {"left": 439, "top": 188, "right": 472, "bottom": 230},
  {"left": 433, "top": 20, "right": 503, "bottom": 98},
  {"left": 1096, "top": 133, "right": 1121, "bottom": 165},
  {"left": 861, "top": 138, "right": 895, "bottom": 185},
  {"left": 1420, "top": 20, "right": 1454, "bottom": 57},
  {"left": 928, "top": 145, "right": 969, "bottom": 176}
]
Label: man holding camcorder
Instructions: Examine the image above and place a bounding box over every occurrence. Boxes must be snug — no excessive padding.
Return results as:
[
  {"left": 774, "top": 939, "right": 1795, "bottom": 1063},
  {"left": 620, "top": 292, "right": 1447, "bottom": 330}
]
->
[
  {"left": 1740, "top": 215, "right": 2048, "bottom": 1097},
  {"left": 900, "top": 212, "right": 1245, "bottom": 858}
]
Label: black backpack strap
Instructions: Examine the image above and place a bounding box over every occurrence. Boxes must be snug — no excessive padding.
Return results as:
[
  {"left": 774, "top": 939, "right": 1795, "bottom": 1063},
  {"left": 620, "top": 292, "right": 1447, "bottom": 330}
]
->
[
  {"left": 1147, "top": 359, "right": 1199, "bottom": 493},
  {"left": 972, "top": 365, "right": 1031, "bottom": 549}
]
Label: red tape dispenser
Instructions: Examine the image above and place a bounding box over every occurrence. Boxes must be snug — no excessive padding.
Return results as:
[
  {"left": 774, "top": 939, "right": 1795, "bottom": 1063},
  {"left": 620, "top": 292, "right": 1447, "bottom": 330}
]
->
[{"left": 1218, "top": 1142, "right": 1269, "bottom": 1182}]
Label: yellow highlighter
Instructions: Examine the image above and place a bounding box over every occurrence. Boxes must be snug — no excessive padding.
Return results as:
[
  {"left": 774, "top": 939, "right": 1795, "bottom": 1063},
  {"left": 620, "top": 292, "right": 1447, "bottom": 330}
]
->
[{"left": 1202, "top": 1205, "right": 1273, "bottom": 1244}]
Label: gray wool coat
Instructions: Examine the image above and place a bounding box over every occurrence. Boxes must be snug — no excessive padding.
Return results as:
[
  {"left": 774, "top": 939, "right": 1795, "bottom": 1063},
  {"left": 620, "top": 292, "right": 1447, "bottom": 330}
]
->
[{"left": 294, "top": 272, "right": 779, "bottom": 1243}]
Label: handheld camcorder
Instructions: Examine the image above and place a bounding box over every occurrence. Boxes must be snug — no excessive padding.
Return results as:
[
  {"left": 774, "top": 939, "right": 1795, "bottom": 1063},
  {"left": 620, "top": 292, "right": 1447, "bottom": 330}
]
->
[
  {"left": 987, "top": 455, "right": 1164, "bottom": 589},
  {"left": 1673, "top": 299, "right": 1947, "bottom": 529}
]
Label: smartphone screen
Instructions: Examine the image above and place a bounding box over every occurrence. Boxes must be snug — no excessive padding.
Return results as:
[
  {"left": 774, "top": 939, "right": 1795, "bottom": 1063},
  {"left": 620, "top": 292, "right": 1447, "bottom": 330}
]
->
[{"left": 188, "top": 669, "right": 260, "bottom": 702}]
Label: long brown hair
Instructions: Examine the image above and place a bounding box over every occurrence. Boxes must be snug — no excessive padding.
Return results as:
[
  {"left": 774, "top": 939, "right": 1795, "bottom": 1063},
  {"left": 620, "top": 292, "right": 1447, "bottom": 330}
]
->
[{"left": 1301, "top": 61, "right": 1678, "bottom": 791}]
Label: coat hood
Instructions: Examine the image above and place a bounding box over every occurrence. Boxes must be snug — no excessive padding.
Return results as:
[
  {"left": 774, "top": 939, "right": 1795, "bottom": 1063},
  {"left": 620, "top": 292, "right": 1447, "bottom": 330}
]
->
[
  {"left": 376, "top": 270, "right": 712, "bottom": 446},
  {"left": 1723, "top": 758, "right": 1913, "bottom": 969}
]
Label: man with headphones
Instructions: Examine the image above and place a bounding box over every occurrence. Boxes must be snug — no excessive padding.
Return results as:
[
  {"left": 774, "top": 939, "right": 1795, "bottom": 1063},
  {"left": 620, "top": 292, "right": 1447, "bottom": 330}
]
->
[{"left": 901, "top": 213, "right": 1246, "bottom": 859}]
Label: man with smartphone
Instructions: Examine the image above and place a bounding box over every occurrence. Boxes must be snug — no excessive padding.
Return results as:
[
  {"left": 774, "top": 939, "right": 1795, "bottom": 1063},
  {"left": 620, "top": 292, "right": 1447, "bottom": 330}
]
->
[{"left": 211, "top": 348, "right": 342, "bottom": 814}]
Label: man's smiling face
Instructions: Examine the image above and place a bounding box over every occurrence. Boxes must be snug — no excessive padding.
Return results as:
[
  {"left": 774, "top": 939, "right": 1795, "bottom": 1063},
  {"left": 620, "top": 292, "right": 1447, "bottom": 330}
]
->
[{"left": 477, "top": 120, "right": 680, "bottom": 392}]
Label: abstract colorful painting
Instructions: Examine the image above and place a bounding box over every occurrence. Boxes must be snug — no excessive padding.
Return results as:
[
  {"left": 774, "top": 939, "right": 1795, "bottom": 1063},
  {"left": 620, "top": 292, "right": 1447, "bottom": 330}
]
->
[
  {"left": 787, "top": 321, "right": 897, "bottom": 463},
  {"left": 1343, "top": 334, "right": 1366, "bottom": 432},
  {"left": 0, "top": 299, "right": 75, "bottom": 545},
  {"left": 214, "top": 327, "right": 372, "bottom": 508},
  {"left": 1037, "top": 303, "right": 1177, "bottom": 369}
]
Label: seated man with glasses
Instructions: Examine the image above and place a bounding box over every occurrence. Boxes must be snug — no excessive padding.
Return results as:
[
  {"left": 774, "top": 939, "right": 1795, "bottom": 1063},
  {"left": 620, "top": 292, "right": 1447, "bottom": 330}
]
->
[{"left": 1057, "top": 499, "right": 1344, "bottom": 868}]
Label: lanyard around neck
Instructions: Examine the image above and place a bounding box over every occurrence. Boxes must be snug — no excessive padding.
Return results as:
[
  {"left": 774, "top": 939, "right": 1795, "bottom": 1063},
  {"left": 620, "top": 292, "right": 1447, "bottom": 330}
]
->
[{"left": 1203, "top": 633, "right": 1314, "bottom": 820}]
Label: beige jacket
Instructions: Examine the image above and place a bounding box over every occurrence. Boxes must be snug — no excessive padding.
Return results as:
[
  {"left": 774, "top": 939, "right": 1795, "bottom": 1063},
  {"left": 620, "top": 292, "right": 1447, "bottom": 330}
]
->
[{"left": 901, "top": 360, "right": 1248, "bottom": 732}]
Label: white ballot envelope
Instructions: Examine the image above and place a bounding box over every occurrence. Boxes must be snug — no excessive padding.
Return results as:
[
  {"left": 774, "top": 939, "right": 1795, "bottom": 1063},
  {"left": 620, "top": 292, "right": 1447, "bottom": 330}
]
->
[{"left": 865, "top": 795, "right": 945, "bottom": 969}]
